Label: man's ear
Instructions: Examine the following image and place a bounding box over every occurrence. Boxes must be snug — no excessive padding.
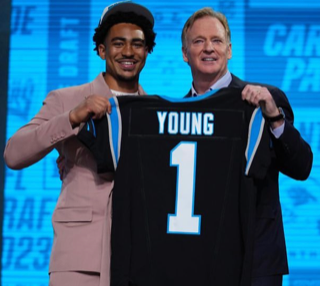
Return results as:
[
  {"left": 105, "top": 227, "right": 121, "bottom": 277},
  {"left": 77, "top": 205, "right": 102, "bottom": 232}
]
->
[
  {"left": 182, "top": 47, "right": 189, "bottom": 63},
  {"left": 227, "top": 42, "right": 232, "bottom": 60},
  {"left": 98, "top": 44, "right": 106, "bottom": 60}
]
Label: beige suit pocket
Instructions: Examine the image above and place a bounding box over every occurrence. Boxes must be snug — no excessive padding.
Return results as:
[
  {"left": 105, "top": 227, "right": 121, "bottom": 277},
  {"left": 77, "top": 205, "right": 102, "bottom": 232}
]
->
[{"left": 53, "top": 206, "right": 93, "bottom": 222}]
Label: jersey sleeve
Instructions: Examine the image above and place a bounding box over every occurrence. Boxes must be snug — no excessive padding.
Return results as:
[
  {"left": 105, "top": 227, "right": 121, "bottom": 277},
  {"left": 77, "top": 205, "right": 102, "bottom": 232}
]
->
[{"left": 245, "top": 107, "right": 271, "bottom": 179}]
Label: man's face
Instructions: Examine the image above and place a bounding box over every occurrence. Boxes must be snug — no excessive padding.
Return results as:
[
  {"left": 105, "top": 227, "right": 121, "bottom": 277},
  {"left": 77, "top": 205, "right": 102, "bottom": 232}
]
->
[
  {"left": 99, "top": 23, "right": 148, "bottom": 87},
  {"left": 182, "top": 16, "right": 232, "bottom": 82}
]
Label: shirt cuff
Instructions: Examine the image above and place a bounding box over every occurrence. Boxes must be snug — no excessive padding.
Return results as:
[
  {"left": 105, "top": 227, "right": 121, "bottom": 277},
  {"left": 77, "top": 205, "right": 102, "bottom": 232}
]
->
[{"left": 270, "top": 122, "right": 285, "bottom": 138}]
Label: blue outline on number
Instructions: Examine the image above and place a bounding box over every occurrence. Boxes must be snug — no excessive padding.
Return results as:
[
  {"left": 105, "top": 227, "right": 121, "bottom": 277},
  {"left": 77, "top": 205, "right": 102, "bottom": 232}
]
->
[{"left": 167, "top": 141, "right": 201, "bottom": 235}]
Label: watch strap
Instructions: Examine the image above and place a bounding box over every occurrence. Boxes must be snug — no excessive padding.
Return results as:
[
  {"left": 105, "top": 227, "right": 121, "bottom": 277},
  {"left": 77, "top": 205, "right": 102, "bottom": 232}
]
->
[{"left": 264, "top": 107, "right": 285, "bottom": 123}]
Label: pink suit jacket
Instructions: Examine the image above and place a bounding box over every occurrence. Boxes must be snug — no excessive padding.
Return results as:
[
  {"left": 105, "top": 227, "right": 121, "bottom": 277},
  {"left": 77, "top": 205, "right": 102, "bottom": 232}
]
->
[{"left": 4, "top": 73, "right": 146, "bottom": 284}]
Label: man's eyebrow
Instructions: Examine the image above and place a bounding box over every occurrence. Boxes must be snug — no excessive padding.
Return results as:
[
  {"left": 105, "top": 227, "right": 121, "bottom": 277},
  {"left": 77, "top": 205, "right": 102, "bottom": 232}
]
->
[
  {"left": 111, "top": 37, "right": 126, "bottom": 42},
  {"left": 132, "top": 38, "right": 145, "bottom": 42},
  {"left": 191, "top": 35, "right": 223, "bottom": 41},
  {"left": 111, "top": 37, "right": 145, "bottom": 42},
  {"left": 191, "top": 35, "right": 205, "bottom": 41}
]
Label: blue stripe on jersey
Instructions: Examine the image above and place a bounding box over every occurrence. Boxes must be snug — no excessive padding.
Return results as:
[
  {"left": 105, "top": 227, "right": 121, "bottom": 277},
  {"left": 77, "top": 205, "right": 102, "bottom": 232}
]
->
[
  {"left": 90, "top": 118, "right": 96, "bottom": 137},
  {"left": 245, "top": 108, "right": 265, "bottom": 175},
  {"left": 108, "top": 97, "right": 122, "bottom": 170},
  {"left": 158, "top": 89, "right": 219, "bottom": 102}
]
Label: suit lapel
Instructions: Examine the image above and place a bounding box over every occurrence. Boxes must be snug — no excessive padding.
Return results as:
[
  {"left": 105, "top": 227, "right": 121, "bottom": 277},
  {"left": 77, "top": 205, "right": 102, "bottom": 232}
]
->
[{"left": 229, "top": 74, "right": 247, "bottom": 88}]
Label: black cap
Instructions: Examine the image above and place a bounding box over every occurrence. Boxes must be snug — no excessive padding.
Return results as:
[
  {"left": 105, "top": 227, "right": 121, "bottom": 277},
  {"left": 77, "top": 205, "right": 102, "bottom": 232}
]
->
[{"left": 99, "top": 1, "right": 154, "bottom": 27}]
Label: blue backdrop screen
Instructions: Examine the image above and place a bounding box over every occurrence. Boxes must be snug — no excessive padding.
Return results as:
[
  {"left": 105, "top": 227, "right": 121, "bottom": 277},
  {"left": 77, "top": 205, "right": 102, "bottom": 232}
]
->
[{"left": 2, "top": 0, "right": 320, "bottom": 285}]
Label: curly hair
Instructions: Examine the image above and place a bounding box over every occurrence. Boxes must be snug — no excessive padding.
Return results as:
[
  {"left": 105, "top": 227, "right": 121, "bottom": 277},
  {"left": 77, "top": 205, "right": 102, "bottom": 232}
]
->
[{"left": 93, "top": 11, "right": 156, "bottom": 55}]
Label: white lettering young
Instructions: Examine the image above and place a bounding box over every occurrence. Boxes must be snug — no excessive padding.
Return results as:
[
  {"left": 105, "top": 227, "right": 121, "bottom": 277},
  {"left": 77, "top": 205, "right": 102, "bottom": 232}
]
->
[{"left": 157, "top": 111, "right": 214, "bottom": 136}]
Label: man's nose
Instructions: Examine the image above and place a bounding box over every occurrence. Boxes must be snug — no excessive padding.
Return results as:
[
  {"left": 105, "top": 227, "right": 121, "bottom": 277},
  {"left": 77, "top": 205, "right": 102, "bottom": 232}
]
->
[
  {"left": 203, "top": 40, "right": 214, "bottom": 52},
  {"left": 122, "top": 43, "right": 134, "bottom": 56}
]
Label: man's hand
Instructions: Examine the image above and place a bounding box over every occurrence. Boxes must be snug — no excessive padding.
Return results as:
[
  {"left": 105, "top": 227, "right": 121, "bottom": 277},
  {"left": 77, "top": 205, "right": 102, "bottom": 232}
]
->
[
  {"left": 242, "top": 84, "right": 284, "bottom": 128},
  {"left": 69, "top": 95, "right": 112, "bottom": 128},
  {"left": 56, "top": 155, "right": 66, "bottom": 181}
]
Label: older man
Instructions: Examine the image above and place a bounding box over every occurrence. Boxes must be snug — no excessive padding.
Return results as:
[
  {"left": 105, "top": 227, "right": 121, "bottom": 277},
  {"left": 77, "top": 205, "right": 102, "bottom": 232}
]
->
[{"left": 181, "top": 7, "right": 312, "bottom": 286}]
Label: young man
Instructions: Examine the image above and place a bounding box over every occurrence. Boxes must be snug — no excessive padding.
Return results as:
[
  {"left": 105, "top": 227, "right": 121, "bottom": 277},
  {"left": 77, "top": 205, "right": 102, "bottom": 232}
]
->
[
  {"left": 181, "top": 7, "right": 313, "bottom": 286},
  {"left": 3, "top": 2, "right": 156, "bottom": 286}
]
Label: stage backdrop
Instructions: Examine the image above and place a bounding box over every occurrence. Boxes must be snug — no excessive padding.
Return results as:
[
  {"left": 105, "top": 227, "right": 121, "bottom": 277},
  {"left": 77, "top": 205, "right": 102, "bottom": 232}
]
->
[{"left": 2, "top": 0, "right": 320, "bottom": 285}]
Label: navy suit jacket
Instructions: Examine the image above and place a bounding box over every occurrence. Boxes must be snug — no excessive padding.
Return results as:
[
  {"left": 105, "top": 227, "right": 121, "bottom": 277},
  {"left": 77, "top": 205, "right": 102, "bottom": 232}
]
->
[{"left": 185, "top": 73, "right": 313, "bottom": 277}]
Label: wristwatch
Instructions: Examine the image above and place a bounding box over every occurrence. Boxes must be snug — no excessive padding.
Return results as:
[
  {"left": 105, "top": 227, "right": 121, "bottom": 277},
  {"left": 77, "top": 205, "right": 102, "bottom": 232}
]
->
[{"left": 264, "top": 107, "right": 285, "bottom": 123}]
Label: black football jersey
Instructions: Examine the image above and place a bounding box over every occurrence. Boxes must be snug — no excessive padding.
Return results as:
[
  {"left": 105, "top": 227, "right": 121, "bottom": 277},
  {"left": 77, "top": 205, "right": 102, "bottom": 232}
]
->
[{"left": 78, "top": 88, "right": 271, "bottom": 286}]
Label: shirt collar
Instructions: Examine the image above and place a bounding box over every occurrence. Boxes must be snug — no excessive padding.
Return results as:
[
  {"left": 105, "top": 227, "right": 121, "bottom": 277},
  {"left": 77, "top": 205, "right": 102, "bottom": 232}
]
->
[
  {"left": 191, "top": 70, "right": 232, "bottom": 97},
  {"left": 110, "top": 89, "right": 139, "bottom": 96}
]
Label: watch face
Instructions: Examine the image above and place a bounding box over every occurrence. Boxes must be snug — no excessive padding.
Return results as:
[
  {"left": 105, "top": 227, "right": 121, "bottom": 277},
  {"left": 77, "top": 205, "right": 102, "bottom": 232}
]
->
[{"left": 279, "top": 107, "right": 285, "bottom": 118}]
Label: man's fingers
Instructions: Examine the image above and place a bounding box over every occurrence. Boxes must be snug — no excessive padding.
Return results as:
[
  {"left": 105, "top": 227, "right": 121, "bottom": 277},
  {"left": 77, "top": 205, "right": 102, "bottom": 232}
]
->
[
  {"left": 85, "top": 95, "right": 111, "bottom": 116},
  {"left": 106, "top": 101, "right": 112, "bottom": 114},
  {"left": 242, "top": 84, "right": 264, "bottom": 106}
]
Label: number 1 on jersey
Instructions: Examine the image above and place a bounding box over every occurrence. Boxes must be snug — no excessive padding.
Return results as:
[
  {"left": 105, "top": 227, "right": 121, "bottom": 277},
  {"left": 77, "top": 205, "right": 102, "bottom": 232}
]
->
[{"left": 167, "top": 142, "right": 201, "bottom": 235}]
